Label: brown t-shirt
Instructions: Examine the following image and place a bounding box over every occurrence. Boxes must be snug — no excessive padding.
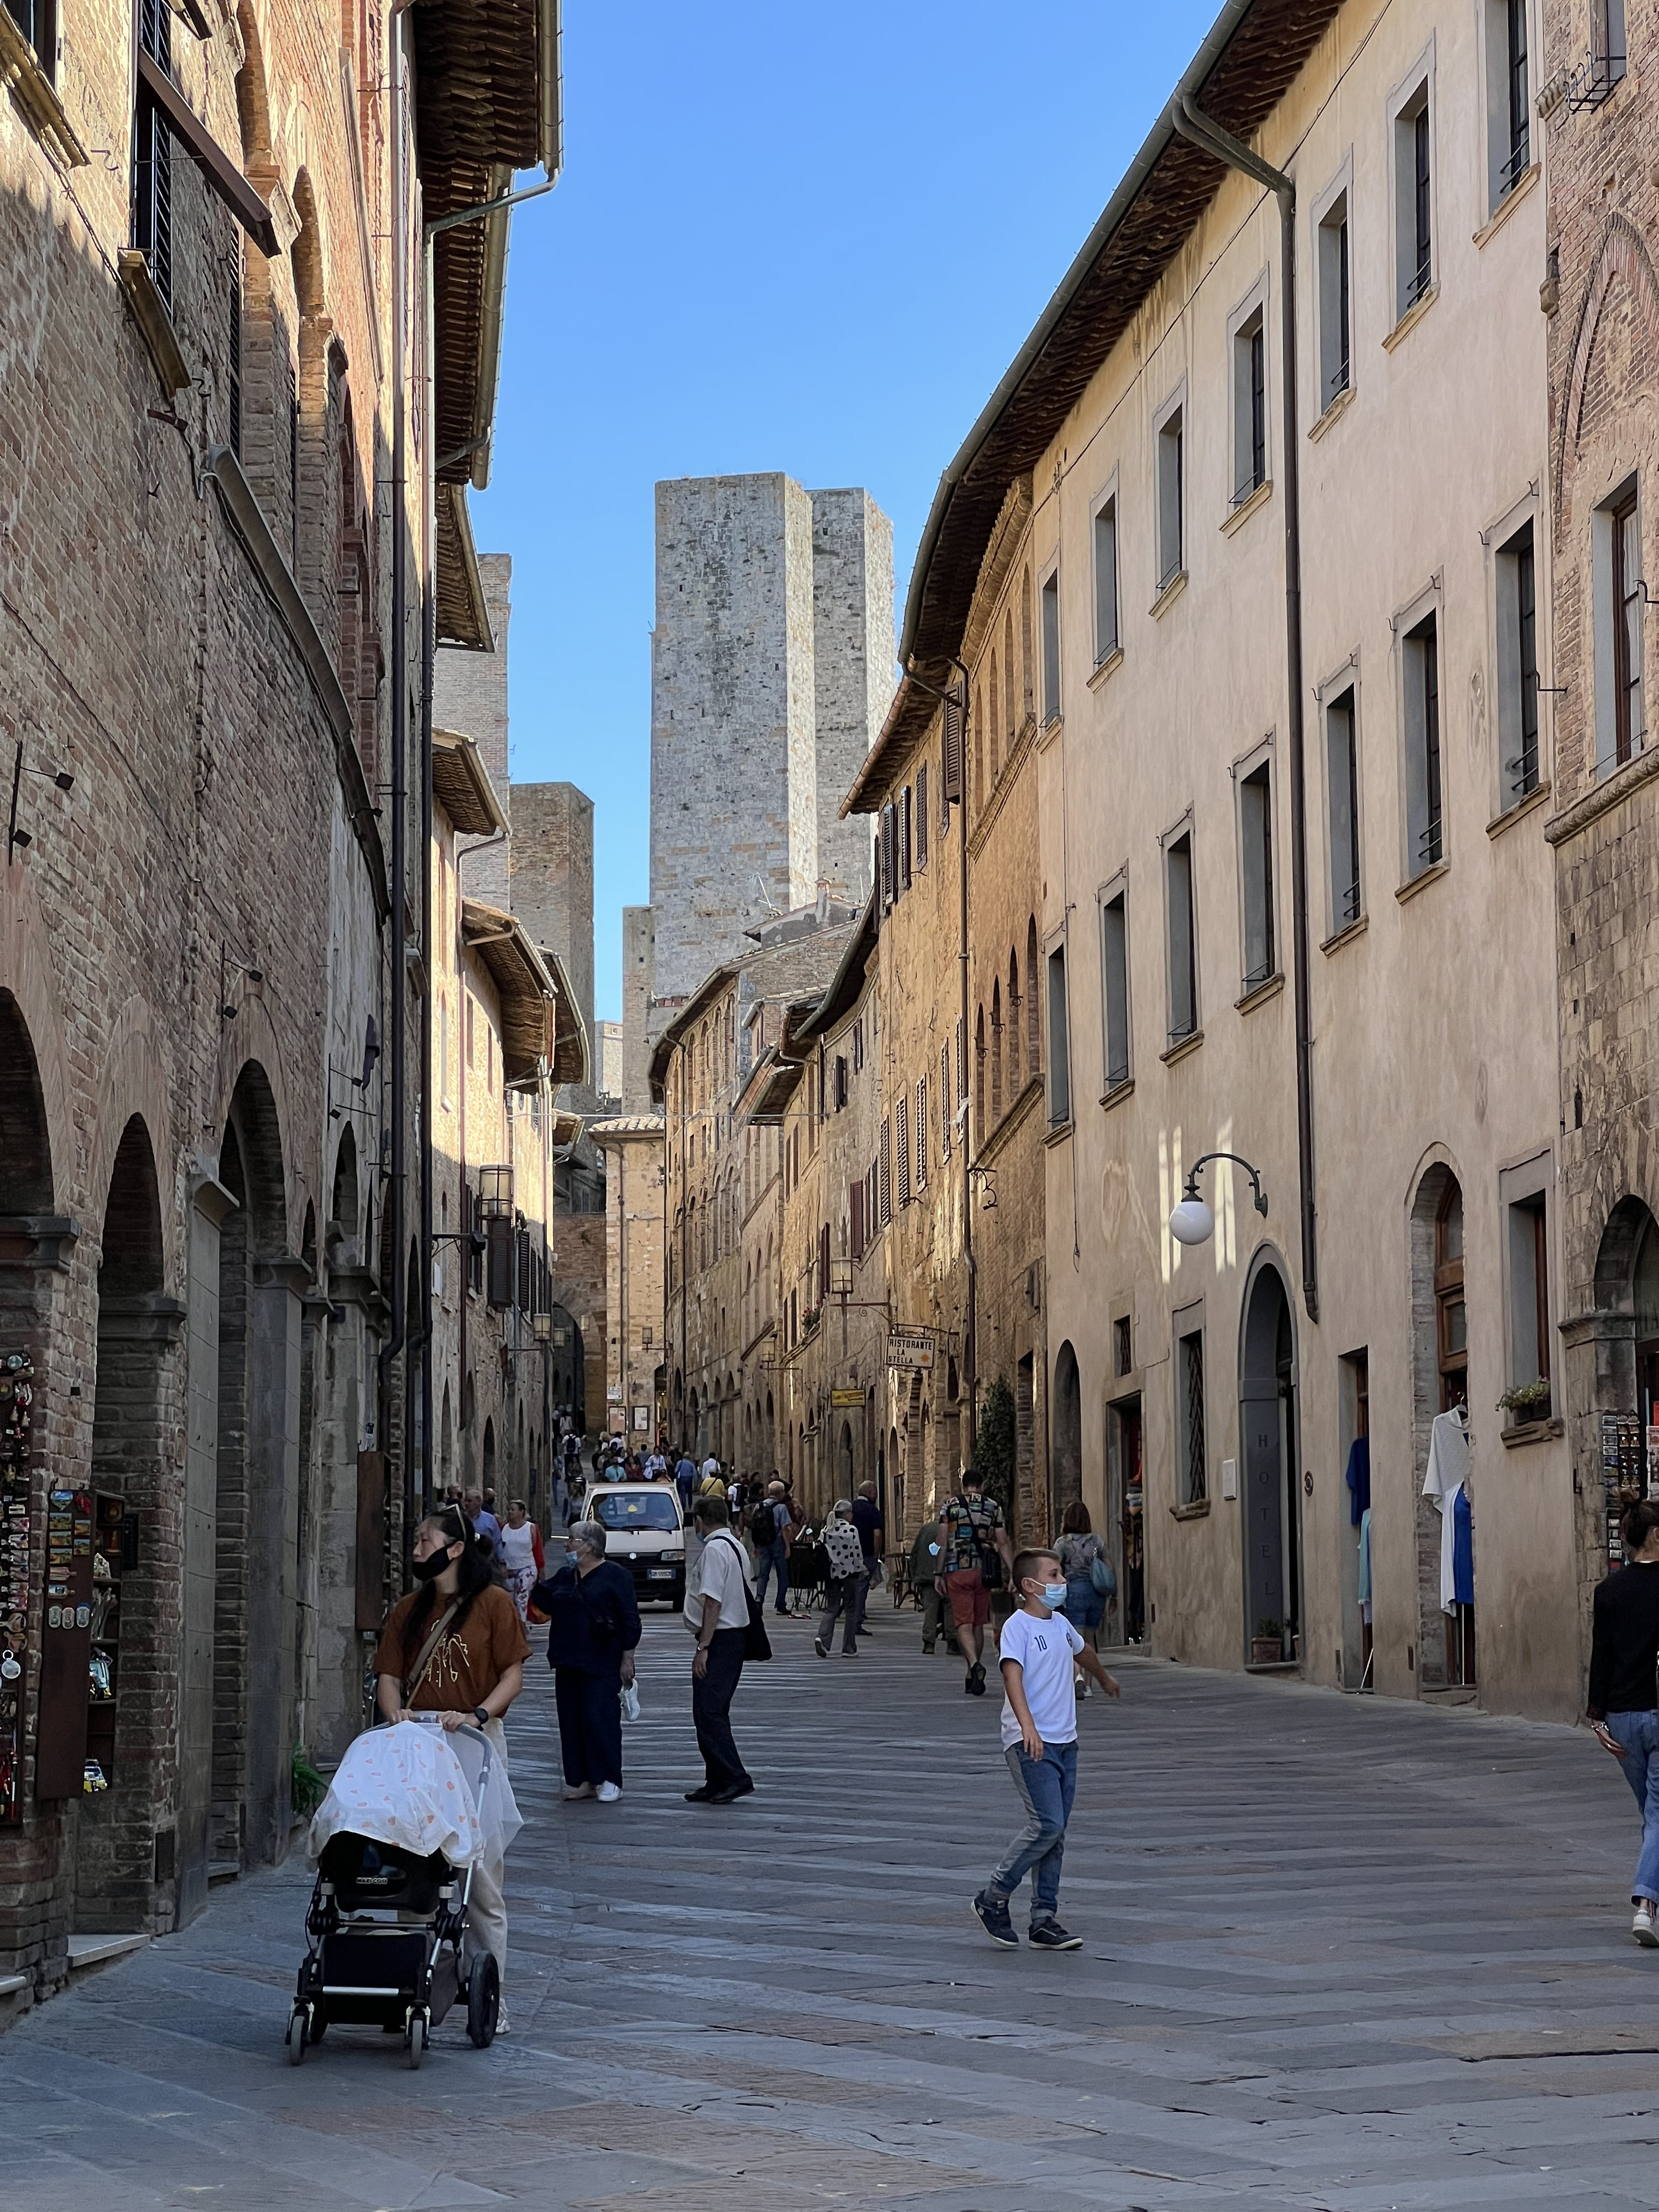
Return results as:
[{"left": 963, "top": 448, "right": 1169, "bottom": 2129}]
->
[{"left": 373, "top": 1584, "right": 530, "bottom": 1712}]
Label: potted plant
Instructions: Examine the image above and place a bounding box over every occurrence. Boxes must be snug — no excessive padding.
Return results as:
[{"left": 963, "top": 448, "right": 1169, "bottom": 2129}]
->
[
  {"left": 1498, "top": 1376, "right": 1552, "bottom": 1425},
  {"left": 1251, "top": 1618, "right": 1284, "bottom": 1666}
]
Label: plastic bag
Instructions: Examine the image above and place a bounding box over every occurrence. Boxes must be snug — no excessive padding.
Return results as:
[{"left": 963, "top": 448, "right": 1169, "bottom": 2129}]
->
[{"left": 619, "top": 1681, "right": 641, "bottom": 1724}]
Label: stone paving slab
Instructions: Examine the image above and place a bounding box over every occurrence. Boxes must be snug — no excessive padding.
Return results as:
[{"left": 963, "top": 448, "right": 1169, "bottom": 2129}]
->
[{"left": 9, "top": 1610, "right": 1659, "bottom": 2208}]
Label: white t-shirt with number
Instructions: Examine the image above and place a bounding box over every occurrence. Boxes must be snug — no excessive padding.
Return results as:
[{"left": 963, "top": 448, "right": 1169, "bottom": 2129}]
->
[{"left": 998, "top": 1607, "right": 1084, "bottom": 1750}]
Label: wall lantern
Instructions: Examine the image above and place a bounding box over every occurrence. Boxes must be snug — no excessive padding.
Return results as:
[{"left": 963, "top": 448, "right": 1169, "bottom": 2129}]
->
[
  {"left": 1168, "top": 1151, "right": 1268, "bottom": 1247},
  {"left": 531, "top": 1310, "right": 552, "bottom": 1343},
  {"left": 477, "top": 1165, "right": 515, "bottom": 1221},
  {"left": 829, "top": 1256, "right": 853, "bottom": 1298}
]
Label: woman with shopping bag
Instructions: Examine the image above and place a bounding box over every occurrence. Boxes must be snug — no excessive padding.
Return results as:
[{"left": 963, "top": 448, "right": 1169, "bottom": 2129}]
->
[{"left": 530, "top": 1520, "right": 641, "bottom": 1804}]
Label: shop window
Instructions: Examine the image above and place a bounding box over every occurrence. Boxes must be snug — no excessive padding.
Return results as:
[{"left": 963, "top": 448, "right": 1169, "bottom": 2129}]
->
[
  {"left": 1402, "top": 612, "right": 1443, "bottom": 875},
  {"left": 1165, "top": 829, "right": 1199, "bottom": 1043},
  {"left": 1093, "top": 494, "right": 1119, "bottom": 663},
  {"left": 1177, "top": 1327, "right": 1207, "bottom": 1504},
  {"left": 1238, "top": 758, "right": 1276, "bottom": 992},
  {"left": 1326, "top": 685, "right": 1362, "bottom": 927},
  {"left": 1495, "top": 520, "right": 1540, "bottom": 804},
  {"left": 1102, "top": 882, "right": 1131, "bottom": 1092},
  {"left": 1041, "top": 568, "right": 1061, "bottom": 725},
  {"left": 1317, "top": 192, "right": 1351, "bottom": 411},
  {"left": 1046, "top": 943, "right": 1072, "bottom": 1128}
]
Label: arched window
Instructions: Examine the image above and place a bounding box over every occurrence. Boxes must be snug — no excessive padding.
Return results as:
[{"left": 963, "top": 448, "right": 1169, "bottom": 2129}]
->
[
  {"left": 988, "top": 648, "right": 1000, "bottom": 784},
  {"left": 990, "top": 980, "right": 1004, "bottom": 1120},
  {"left": 1003, "top": 607, "right": 1016, "bottom": 745},
  {"left": 972, "top": 682, "right": 984, "bottom": 811},
  {"left": 1008, "top": 948, "right": 1021, "bottom": 1093},
  {"left": 1021, "top": 567, "right": 1034, "bottom": 720},
  {"left": 1026, "top": 916, "right": 1041, "bottom": 1073},
  {"left": 1436, "top": 1181, "right": 1467, "bottom": 1407},
  {"left": 974, "top": 1007, "right": 986, "bottom": 1136}
]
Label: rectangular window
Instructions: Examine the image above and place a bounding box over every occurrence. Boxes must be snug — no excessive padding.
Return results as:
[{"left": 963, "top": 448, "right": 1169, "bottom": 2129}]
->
[
  {"left": 6, "top": 0, "right": 55, "bottom": 60},
  {"left": 940, "top": 1043, "right": 952, "bottom": 1162},
  {"left": 1114, "top": 1314, "right": 1133, "bottom": 1378},
  {"left": 466, "top": 992, "right": 476, "bottom": 1068},
  {"left": 1040, "top": 570, "right": 1061, "bottom": 724},
  {"left": 833, "top": 1053, "right": 848, "bottom": 1109},
  {"left": 1232, "top": 309, "right": 1266, "bottom": 505},
  {"left": 879, "top": 1115, "right": 893, "bottom": 1224},
  {"left": 1486, "top": 0, "right": 1529, "bottom": 207},
  {"left": 916, "top": 763, "right": 928, "bottom": 870},
  {"left": 956, "top": 1014, "right": 966, "bottom": 1114},
  {"left": 1506, "top": 1191, "right": 1551, "bottom": 1401},
  {"left": 1178, "top": 1327, "right": 1207, "bottom": 1505},
  {"left": 915, "top": 1076, "right": 927, "bottom": 1188},
  {"left": 1046, "top": 943, "right": 1072, "bottom": 1128},
  {"left": 1093, "top": 496, "right": 1119, "bottom": 663},
  {"left": 439, "top": 998, "right": 451, "bottom": 1103},
  {"left": 1613, "top": 489, "right": 1645, "bottom": 768},
  {"left": 1326, "top": 686, "right": 1363, "bottom": 929},
  {"left": 228, "top": 253, "right": 243, "bottom": 457},
  {"left": 1317, "top": 197, "right": 1351, "bottom": 411},
  {"left": 1165, "top": 830, "right": 1198, "bottom": 1043},
  {"left": 1496, "top": 520, "right": 1540, "bottom": 806},
  {"left": 1403, "top": 613, "right": 1443, "bottom": 874},
  {"left": 1394, "top": 82, "right": 1433, "bottom": 317},
  {"left": 896, "top": 1093, "right": 910, "bottom": 1206},
  {"left": 852, "top": 1016, "right": 864, "bottom": 1073},
  {"left": 1238, "top": 759, "right": 1275, "bottom": 992},
  {"left": 133, "top": 0, "right": 174, "bottom": 314},
  {"left": 851, "top": 1178, "right": 866, "bottom": 1262},
  {"left": 1157, "top": 406, "right": 1185, "bottom": 589},
  {"left": 899, "top": 785, "right": 912, "bottom": 891},
  {"left": 1101, "top": 886, "right": 1131, "bottom": 1091},
  {"left": 1594, "top": 0, "right": 1626, "bottom": 91}
]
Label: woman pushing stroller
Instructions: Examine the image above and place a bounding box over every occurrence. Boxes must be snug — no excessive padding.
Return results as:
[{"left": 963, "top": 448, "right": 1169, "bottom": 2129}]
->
[{"left": 374, "top": 1503, "right": 529, "bottom": 2032}]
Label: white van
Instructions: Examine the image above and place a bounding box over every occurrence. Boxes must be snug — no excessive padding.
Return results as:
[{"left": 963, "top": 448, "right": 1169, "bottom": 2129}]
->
[{"left": 585, "top": 1482, "right": 687, "bottom": 1604}]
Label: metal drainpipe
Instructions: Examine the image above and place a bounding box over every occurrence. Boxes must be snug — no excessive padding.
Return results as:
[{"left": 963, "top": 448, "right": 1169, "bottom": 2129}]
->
[
  {"left": 1167, "top": 92, "right": 1318, "bottom": 1323},
  {"left": 382, "top": 8, "right": 410, "bottom": 1569}
]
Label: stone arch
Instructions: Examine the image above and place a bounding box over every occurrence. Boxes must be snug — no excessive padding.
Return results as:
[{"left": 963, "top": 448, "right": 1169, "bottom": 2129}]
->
[
  {"left": 328, "top": 1123, "right": 359, "bottom": 1254},
  {"left": 1003, "top": 606, "right": 1016, "bottom": 748},
  {"left": 988, "top": 647, "right": 1000, "bottom": 782},
  {"left": 233, "top": 0, "right": 274, "bottom": 169},
  {"left": 1564, "top": 214, "right": 1659, "bottom": 479},
  {"left": 0, "top": 988, "right": 53, "bottom": 1212},
  {"left": 1237, "top": 1244, "right": 1300, "bottom": 1666},
  {"left": 1020, "top": 566, "right": 1034, "bottom": 719},
  {"left": 1026, "top": 917, "right": 1041, "bottom": 1074},
  {"left": 1407, "top": 1153, "right": 1467, "bottom": 1691},
  {"left": 990, "top": 979, "right": 1003, "bottom": 1121},
  {"left": 1007, "top": 947, "right": 1021, "bottom": 1093},
  {"left": 482, "top": 1416, "right": 497, "bottom": 1495},
  {"left": 1051, "top": 1341, "right": 1082, "bottom": 1527}
]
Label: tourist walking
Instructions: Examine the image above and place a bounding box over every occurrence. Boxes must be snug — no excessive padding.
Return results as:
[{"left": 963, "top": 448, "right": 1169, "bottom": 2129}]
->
[
  {"left": 935, "top": 1469, "right": 1014, "bottom": 1695},
  {"left": 531, "top": 1519, "right": 640, "bottom": 1804},
  {"left": 464, "top": 1486, "right": 504, "bottom": 1560},
  {"left": 675, "top": 1448, "right": 696, "bottom": 1515},
  {"left": 748, "top": 1478, "right": 794, "bottom": 1615},
  {"left": 814, "top": 1501, "right": 868, "bottom": 1657},
  {"left": 1055, "top": 1501, "right": 1114, "bottom": 1689},
  {"left": 498, "top": 1499, "right": 544, "bottom": 1621},
  {"left": 972, "top": 1546, "right": 1120, "bottom": 1953},
  {"left": 849, "top": 1479, "right": 885, "bottom": 1638},
  {"left": 373, "top": 1504, "right": 530, "bottom": 2028},
  {"left": 1587, "top": 1499, "right": 1659, "bottom": 1944},
  {"left": 684, "top": 1495, "right": 755, "bottom": 1803}
]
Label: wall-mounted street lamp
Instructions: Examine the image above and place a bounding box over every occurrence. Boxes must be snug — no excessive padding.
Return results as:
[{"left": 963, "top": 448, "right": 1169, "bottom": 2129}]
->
[
  {"left": 476, "top": 1165, "right": 515, "bottom": 1222},
  {"left": 1168, "top": 1151, "right": 1268, "bottom": 1247},
  {"left": 828, "top": 1256, "right": 853, "bottom": 1298},
  {"left": 532, "top": 1310, "right": 552, "bottom": 1344}
]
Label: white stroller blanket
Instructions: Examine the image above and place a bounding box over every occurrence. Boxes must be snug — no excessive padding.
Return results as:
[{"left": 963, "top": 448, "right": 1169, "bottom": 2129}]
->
[{"left": 310, "top": 1721, "right": 489, "bottom": 1867}]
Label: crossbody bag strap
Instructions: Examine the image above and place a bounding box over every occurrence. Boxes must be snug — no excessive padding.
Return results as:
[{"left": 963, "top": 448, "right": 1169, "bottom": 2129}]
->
[{"left": 401, "top": 1599, "right": 460, "bottom": 1705}]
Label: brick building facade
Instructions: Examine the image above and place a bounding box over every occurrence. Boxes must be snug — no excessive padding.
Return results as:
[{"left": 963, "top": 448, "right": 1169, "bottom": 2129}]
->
[{"left": 0, "top": 0, "right": 556, "bottom": 2010}]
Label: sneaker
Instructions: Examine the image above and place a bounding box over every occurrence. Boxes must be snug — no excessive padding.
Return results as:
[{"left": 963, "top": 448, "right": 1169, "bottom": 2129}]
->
[
  {"left": 1634, "top": 1903, "right": 1658, "bottom": 1948},
  {"left": 562, "top": 1782, "right": 594, "bottom": 1801},
  {"left": 973, "top": 1890, "right": 1018, "bottom": 1948},
  {"left": 1028, "top": 1918, "right": 1082, "bottom": 1950},
  {"left": 494, "top": 1999, "right": 512, "bottom": 2034},
  {"left": 595, "top": 1781, "right": 622, "bottom": 1803},
  {"left": 968, "top": 1662, "right": 987, "bottom": 1696},
  {"left": 922, "top": 1641, "right": 936, "bottom": 1655},
  {"left": 842, "top": 1645, "right": 858, "bottom": 1657},
  {"left": 814, "top": 1638, "right": 829, "bottom": 1658}
]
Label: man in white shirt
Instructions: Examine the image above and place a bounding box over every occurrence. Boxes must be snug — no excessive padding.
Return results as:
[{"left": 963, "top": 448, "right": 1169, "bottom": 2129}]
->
[{"left": 683, "top": 1496, "right": 755, "bottom": 1803}]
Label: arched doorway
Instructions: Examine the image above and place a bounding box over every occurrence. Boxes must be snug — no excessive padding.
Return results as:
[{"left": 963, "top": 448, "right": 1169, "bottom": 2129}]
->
[
  {"left": 482, "top": 1417, "right": 497, "bottom": 1498},
  {"left": 1050, "top": 1343, "right": 1082, "bottom": 1532},
  {"left": 839, "top": 1418, "right": 854, "bottom": 1492},
  {"left": 1239, "top": 1254, "right": 1300, "bottom": 1667},
  {"left": 1410, "top": 1162, "right": 1473, "bottom": 1688}
]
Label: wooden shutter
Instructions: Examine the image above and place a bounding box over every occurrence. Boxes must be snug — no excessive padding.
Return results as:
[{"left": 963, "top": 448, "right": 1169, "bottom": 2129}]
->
[
  {"left": 940, "top": 1044, "right": 952, "bottom": 1160},
  {"left": 942, "top": 691, "right": 963, "bottom": 802},
  {"left": 916, "top": 765, "right": 928, "bottom": 870},
  {"left": 487, "top": 1218, "right": 514, "bottom": 1308},
  {"left": 916, "top": 1076, "right": 927, "bottom": 1185},
  {"left": 899, "top": 787, "right": 912, "bottom": 890},
  {"left": 851, "top": 1178, "right": 865, "bottom": 1261},
  {"left": 896, "top": 1094, "right": 910, "bottom": 1206},
  {"left": 879, "top": 1118, "right": 891, "bottom": 1224}
]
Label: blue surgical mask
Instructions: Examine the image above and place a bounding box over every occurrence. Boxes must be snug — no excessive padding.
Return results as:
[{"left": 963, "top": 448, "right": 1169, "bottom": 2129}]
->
[
  {"left": 1041, "top": 1582, "right": 1068, "bottom": 1607},
  {"left": 565, "top": 1550, "right": 580, "bottom": 1568}
]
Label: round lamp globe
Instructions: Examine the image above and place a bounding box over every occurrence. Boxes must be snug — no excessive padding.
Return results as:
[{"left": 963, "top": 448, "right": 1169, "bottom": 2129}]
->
[{"left": 1168, "top": 1196, "right": 1215, "bottom": 1247}]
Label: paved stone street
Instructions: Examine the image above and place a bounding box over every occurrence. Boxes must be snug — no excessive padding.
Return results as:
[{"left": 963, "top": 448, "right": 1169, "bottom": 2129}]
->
[{"left": 9, "top": 1606, "right": 1659, "bottom": 2211}]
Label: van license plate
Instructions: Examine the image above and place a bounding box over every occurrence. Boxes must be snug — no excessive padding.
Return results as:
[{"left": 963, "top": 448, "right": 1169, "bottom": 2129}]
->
[{"left": 646, "top": 1568, "right": 673, "bottom": 1579}]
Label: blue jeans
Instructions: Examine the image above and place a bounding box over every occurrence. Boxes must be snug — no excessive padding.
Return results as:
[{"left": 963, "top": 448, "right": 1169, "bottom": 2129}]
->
[
  {"left": 1606, "top": 1709, "right": 1659, "bottom": 1902},
  {"left": 756, "top": 1541, "right": 791, "bottom": 1612},
  {"left": 1060, "top": 1580, "right": 1105, "bottom": 1634},
  {"left": 988, "top": 1739, "right": 1078, "bottom": 1923}
]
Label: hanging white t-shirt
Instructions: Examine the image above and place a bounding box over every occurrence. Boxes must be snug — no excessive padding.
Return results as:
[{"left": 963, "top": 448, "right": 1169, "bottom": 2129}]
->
[
  {"left": 998, "top": 1607, "right": 1084, "bottom": 1750},
  {"left": 1422, "top": 1409, "right": 1470, "bottom": 1616}
]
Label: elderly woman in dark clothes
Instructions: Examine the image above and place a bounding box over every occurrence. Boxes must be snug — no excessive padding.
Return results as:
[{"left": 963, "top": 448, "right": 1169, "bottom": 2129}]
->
[{"left": 531, "top": 1519, "right": 641, "bottom": 1804}]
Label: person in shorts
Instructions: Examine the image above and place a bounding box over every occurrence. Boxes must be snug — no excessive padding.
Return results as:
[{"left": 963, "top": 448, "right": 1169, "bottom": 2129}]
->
[
  {"left": 973, "top": 1546, "right": 1120, "bottom": 1951},
  {"left": 933, "top": 1470, "right": 1014, "bottom": 1695}
]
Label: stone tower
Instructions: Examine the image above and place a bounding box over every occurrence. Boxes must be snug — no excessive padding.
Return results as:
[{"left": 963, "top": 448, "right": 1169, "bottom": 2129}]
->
[
  {"left": 432, "top": 553, "right": 513, "bottom": 910},
  {"left": 645, "top": 472, "right": 892, "bottom": 1016},
  {"left": 510, "top": 781, "right": 597, "bottom": 1109}
]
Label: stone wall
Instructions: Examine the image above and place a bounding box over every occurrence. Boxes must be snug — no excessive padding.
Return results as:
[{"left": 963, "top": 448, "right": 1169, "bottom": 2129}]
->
[{"left": 435, "top": 555, "right": 513, "bottom": 910}]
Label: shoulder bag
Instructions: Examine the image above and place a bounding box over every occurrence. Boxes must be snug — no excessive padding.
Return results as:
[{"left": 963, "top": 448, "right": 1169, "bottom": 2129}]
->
[
  {"left": 711, "top": 1535, "right": 772, "bottom": 1663},
  {"left": 399, "top": 1599, "right": 460, "bottom": 1708}
]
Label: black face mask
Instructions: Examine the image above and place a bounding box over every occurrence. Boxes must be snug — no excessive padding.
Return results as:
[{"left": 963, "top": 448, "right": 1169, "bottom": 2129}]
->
[{"left": 411, "top": 1548, "right": 451, "bottom": 1583}]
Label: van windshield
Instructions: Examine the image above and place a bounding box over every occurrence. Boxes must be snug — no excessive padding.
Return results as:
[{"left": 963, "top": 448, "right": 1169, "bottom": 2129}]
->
[{"left": 591, "top": 1493, "right": 680, "bottom": 1533}]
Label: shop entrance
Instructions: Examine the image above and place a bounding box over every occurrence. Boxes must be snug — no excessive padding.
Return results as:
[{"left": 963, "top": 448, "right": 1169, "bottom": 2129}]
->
[
  {"left": 1106, "top": 1395, "right": 1144, "bottom": 1642},
  {"left": 1240, "top": 1258, "right": 1300, "bottom": 1666}
]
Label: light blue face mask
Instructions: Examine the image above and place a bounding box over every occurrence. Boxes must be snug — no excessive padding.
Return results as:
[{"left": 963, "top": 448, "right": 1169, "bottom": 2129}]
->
[
  {"left": 565, "top": 1550, "right": 580, "bottom": 1568},
  {"left": 1040, "top": 1582, "right": 1068, "bottom": 1607}
]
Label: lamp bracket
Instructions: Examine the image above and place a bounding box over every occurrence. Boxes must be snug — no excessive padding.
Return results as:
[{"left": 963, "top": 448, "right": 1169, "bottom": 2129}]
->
[{"left": 1183, "top": 1150, "right": 1269, "bottom": 1217}]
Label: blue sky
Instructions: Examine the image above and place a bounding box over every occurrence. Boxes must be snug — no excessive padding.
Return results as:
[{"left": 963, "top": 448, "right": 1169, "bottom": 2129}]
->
[{"left": 473, "top": 0, "right": 1218, "bottom": 1022}]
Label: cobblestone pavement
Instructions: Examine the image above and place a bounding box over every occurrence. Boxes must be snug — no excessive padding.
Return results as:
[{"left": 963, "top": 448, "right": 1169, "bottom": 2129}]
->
[{"left": 9, "top": 1604, "right": 1659, "bottom": 2211}]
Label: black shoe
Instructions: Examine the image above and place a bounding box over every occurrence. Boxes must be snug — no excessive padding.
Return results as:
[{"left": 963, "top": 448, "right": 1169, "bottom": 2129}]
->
[
  {"left": 922, "top": 1641, "right": 936, "bottom": 1655},
  {"left": 967, "top": 1662, "right": 987, "bottom": 1695},
  {"left": 706, "top": 1780, "right": 750, "bottom": 1804},
  {"left": 684, "top": 1785, "right": 713, "bottom": 1802},
  {"left": 973, "top": 1890, "right": 1018, "bottom": 1947},
  {"left": 1028, "top": 1918, "right": 1082, "bottom": 1950}
]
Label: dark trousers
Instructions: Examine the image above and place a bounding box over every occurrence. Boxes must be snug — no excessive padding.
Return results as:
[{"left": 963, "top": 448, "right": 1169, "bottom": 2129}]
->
[
  {"left": 554, "top": 1664, "right": 623, "bottom": 1788},
  {"left": 692, "top": 1626, "right": 749, "bottom": 1790}
]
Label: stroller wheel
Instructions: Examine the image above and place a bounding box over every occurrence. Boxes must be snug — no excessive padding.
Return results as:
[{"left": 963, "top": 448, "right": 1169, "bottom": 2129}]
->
[
  {"left": 285, "top": 2006, "right": 308, "bottom": 2065},
  {"left": 306, "top": 2006, "right": 327, "bottom": 2044},
  {"left": 466, "top": 1953, "right": 499, "bottom": 2048},
  {"left": 405, "top": 2007, "right": 428, "bottom": 2069}
]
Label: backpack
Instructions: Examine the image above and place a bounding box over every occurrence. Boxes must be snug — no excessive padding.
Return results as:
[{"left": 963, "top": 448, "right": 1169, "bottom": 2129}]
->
[
  {"left": 748, "top": 1498, "right": 780, "bottom": 1543},
  {"left": 951, "top": 1495, "right": 1003, "bottom": 1589}
]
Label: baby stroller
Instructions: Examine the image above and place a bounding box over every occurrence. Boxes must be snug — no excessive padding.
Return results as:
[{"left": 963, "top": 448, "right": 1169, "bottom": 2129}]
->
[{"left": 286, "top": 1719, "right": 501, "bottom": 2068}]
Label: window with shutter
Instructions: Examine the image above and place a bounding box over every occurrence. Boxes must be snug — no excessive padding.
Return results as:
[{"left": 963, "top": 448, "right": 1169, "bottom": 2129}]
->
[
  {"left": 896, "top": 1094, "right": 911, "bottom": 1206},
  {"left": 880, "top": 806, "right": 896, "bottom": 906},
  {"left": 899, "top": 787, "right": 912, "bottom": 891},
  {"left": 879, "top": 1117, "right": 891, "bottom": 1225},
  {"left": 916, "top": 1076, "right": 927, "bottom": 1186},
  {"left": 940, "top": 1045, "right": 952, "bottom": 1161},
  {"left": 916, "top": 766, "right": 928, "bottom": 870},
  {"left": 851, "top": 1179, "right": 865, "bottom": 1260},
  {"left": 943, "top": 692, "right": 963, "bottom": 804},
  {"left": 487, "top": 1218, "right": 515, "bottom": 1309}
]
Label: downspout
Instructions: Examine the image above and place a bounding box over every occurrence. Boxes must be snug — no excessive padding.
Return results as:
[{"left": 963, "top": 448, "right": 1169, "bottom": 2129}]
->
[
  {"left": 382, "top": 7, "right": 410, "bottom": 1569},
  {"left": 1167, "top": 91, "right": 1318, "bottom": 1323}
]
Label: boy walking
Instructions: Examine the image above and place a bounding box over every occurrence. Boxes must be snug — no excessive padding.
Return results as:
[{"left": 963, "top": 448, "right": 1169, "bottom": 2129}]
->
[{"left": 973, "top": 1547, "right": 1119, "bottom": 1950}]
